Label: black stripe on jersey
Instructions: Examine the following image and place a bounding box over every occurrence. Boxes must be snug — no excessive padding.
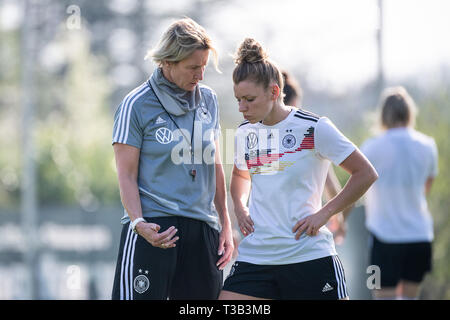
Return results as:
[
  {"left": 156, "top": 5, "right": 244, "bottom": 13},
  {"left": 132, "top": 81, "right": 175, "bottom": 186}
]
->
[
  {"left": 294, "top": 114, "right": 318, "bottom": 122},
  {"left": 296, "top": 109, "right": 319, "bottom": 120},
  {"left": 238, "top": 120, "right": 250, "bottom": 127}
]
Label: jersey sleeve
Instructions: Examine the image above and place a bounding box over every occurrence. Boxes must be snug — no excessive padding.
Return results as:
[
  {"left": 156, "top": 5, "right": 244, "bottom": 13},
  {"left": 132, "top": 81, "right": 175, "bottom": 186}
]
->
[
  {"left": 112, "top": 99, "right": 143, "bottom": 149},
  {"left": 234, "top": 126, "right": 249, "bottom": 171},
  {"left": 315, "top": 117, "right": 356, "bottom": 166}
]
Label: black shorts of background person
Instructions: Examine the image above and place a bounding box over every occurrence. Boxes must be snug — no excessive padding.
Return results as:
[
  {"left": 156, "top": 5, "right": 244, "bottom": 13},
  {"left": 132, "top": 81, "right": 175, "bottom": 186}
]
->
[{"left": 369, "top": 234, "right": 432, "bottom": 298}]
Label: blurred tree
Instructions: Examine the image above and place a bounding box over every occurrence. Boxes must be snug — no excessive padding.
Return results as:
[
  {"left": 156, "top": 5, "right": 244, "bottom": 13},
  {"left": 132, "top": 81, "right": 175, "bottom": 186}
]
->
[
  {"left": 0, "top": 27, "right": 21, "bottom": 207},
  {"left": 36, "top": 28, "right": 117, "bottom": 210},
  {"left": 415, "top": 86, "right": 450, "bottom": 299}
]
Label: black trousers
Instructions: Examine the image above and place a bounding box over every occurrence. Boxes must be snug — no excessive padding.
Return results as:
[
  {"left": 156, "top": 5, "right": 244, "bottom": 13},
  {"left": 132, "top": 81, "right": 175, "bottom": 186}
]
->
[{"left": 112, "top": 216, "right": 223, "bottom": 300}]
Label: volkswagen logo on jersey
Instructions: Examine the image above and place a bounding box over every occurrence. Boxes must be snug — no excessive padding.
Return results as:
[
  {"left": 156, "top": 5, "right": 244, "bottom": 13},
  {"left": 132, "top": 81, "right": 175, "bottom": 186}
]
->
[
  {"left": 247, "top": 132, "right": 258, "bottom": 149},
  {"left": 155, "top": 127, "right": 173, "bottom": 144},
  {"left": 282, "top": 134, "right": 296, "bottom": 149},
  {"left": 196, "top": 106, "right": 212, "bottom": 124}
]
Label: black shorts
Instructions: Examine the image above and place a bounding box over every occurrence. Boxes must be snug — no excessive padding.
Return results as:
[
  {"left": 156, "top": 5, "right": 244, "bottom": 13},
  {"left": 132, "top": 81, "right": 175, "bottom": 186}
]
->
[
  {"left": 222, "top": 255, "right": 348, "bottom": 300},
  {"left": 112, "top": 216, "right": 223, "bottom": 300},
  {"left": 369, "top": 234, "right": 432, "bottom": 287}
]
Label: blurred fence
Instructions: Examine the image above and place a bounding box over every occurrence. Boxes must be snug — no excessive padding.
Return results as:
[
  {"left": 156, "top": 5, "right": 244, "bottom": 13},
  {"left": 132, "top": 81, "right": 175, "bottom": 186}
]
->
[
  {"left": 8, "top": 203, "right": 445, "bottom": 300},
  {"left": 0, "top": 206, "right": 123, "bottom": 299},
  {"left": 0, "top": 204, "right": 377, "bottom": 300}
]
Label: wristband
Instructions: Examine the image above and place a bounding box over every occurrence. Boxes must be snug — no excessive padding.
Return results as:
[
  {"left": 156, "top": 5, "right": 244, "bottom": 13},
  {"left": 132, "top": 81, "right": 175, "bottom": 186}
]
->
[{"left": 131, "top": 217, "right": 146, "bottom": 235}]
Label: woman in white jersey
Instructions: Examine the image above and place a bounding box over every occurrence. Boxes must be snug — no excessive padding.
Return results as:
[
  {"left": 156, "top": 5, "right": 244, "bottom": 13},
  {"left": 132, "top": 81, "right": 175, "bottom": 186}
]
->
[
  {"left": 219, "top": 38, "right": 378, "bottom": 300},
  {"left": 361, "top": 87, "right": 438, "bottom": 300}
]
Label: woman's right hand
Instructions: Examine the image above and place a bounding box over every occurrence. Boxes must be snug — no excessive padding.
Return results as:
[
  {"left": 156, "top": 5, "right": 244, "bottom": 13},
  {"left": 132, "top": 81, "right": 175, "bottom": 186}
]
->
[
  {"left": 115, "top": 143, "right": 179, "bottom": 248},
  {"left": 235, "top": 206, "right": 254, "bottom": 236},
  {"left": 136, "top": 222, "right": 179, "bottom": 249}
]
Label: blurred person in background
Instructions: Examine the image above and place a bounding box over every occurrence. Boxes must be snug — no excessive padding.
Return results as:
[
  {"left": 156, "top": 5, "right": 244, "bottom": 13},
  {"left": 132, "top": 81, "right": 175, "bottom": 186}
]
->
[
  {"left": 361, "top": 86, "right": 438, "bottom": 300},
  {"left": 282, "top": 70, "right": 353, "bottom": 245},
  {"left": 111, "top": 17, "right": 233, "bottom": 300},
  {"left": 219, "top": 38, "right": 378, "bottom": 300}
]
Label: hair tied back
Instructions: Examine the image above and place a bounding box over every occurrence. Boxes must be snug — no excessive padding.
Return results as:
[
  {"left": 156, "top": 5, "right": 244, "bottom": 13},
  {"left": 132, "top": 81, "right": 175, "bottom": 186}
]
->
[{"left": 234, "top": 38, "right": 268, "bottom": 65}]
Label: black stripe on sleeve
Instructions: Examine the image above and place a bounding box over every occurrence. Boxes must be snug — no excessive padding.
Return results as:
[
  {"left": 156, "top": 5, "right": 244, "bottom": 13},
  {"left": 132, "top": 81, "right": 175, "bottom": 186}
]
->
[
  {"left": 294, "top": 114, "right": 318, "bottom": 122},
  {"left": 296, "top": 108, "right": 320, "bottom": 119}
]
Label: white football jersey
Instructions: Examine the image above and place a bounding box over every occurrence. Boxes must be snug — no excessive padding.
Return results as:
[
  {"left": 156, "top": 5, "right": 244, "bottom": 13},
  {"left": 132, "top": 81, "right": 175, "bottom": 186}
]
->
[
  {"left": 361, "top": 127, "right": 438, "bottom": 243},
  {"left": 234, "top": 108, "right": 356, "bottom": 265}
]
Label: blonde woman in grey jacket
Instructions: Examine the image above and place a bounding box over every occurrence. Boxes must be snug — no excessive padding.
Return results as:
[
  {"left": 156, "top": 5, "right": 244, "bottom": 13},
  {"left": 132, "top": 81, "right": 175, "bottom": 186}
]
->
[{"left": 111, "top": 18, "right": 233, "bottom": 300}]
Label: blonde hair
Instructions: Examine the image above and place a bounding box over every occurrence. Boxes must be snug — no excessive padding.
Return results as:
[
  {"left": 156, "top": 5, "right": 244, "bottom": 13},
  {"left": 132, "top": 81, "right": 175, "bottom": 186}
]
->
[
  {"left": 379, "top": 86, "right": 417, "bottom": 129},
  {"left": 232, "top": 38, "right": 284, "bottom": 100},
  {"left": 145, "top": 17, "right": 220, "bottom": 72}
]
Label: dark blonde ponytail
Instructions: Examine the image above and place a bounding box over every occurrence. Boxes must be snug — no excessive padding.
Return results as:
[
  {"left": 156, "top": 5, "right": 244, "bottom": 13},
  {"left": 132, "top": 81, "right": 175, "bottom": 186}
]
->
[{"left": 232, "top": 38, "right": 284, "bottom": 98}]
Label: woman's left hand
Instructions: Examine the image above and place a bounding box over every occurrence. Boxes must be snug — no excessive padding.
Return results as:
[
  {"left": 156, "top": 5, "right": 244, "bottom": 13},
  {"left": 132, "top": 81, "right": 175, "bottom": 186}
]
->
[
  {"left": 292, "top": 209, "right": 330, "bottom": 240},
  {"left": 216, "top": 224, "right": 234, "bottom": 271}
]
